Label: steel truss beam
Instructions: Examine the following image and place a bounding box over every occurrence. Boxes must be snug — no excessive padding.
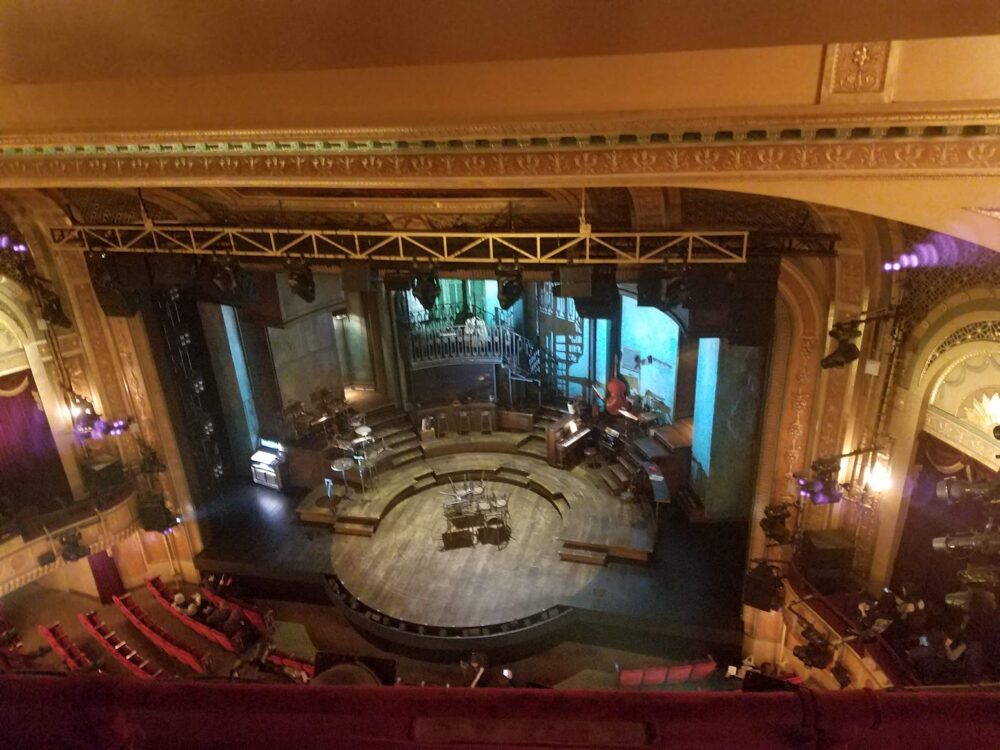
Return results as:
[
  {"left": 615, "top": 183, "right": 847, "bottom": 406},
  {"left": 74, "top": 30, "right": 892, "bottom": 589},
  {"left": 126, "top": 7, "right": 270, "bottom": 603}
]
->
[{"left": 49, "top": 225, "right": 748, "bottom": 266}]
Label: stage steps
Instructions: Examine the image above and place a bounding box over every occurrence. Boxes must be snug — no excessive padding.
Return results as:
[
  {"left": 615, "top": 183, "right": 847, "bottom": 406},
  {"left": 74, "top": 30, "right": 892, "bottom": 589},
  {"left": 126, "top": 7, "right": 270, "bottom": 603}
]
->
[
  {"left": 334, "top": 514, "right": 378, "bottom": 537},
  {"left": 559, "top": 542, "right": 607, "bottom": 566},
  {"left": 517, "top": 434, "right": 548, "bottom": 458},
  {"left": 393, "top": 446, "right": 425, "bottom": 468},
  {"left": 600, "top": 465, "right": 624, "bottom": 493},
  {"left": 388, "top": 434, "right": 420, "bottom": 452}
]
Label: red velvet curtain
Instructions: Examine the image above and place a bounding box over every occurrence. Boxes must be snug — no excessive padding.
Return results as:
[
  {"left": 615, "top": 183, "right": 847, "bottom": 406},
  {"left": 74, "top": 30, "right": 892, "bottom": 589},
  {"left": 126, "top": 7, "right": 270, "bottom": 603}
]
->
[{"left": 0, "top": 370, "right": 72, "bottom": 519}]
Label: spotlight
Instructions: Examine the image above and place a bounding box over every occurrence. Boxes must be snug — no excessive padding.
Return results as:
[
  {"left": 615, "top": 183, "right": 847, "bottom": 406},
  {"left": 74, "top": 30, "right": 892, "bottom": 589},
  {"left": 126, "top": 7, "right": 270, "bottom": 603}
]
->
[
  {"left": 412, "top": 269, "right": 440, "bottom": 311},
  {"left": 935, "top": 477, "right": 1000, "bottom": 505},
  {"left": 793, "top": 623, "right": 834, "bottom": 669},
  {"left": 820, "top": 321, "right": 862, "bottom": 369},
  {"left": 38, "top": 286, "right": 72, "bottom": 329},
  {"left": 68, "top": 392, "right": 98, "bottom": 436},
  {"left": 210, "top": 260, "right": 238, "bottom": 295},
  {"left": 497, "top": 269, "right": 524, "bottom": 310},
  {"left": 743, "top": 561, "right": 786, "bottom": 611},
  {"left": 794, "top": 473, "right": 843, "bottom": 505},
  {"left": 286, "top": 258, "right": 315, "bottom": 303},
  {"left": 931, "top": 531, "right": 1000, "bottom": 557}
]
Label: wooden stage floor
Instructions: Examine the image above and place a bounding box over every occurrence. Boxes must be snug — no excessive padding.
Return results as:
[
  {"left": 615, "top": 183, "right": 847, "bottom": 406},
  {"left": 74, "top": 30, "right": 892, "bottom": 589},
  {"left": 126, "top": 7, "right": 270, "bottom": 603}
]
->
[{"left": 196, "top": 453, "right": 748, "bottom": 646}]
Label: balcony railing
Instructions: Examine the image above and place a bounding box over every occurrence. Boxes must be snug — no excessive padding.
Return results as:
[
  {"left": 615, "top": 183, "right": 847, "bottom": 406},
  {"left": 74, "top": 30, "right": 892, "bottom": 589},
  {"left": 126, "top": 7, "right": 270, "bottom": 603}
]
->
[
  {"left": 0, "top": 486, "right": 139, "bottom": 597},
  {"left": 406, "top": 325, "right": 539, "bottom": 377}
]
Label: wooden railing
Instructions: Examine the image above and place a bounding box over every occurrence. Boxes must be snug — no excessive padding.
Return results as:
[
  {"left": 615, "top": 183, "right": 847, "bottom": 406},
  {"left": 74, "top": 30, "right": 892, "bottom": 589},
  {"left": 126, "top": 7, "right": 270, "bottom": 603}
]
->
[{"left": 406, "top": 325, "right": 540, "bottom": 377}]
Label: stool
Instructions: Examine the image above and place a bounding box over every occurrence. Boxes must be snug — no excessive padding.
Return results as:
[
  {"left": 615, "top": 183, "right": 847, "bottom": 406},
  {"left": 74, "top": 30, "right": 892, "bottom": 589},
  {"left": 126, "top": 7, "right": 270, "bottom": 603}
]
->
[
  {"left": 458, "top": 410, "right": 471, "bottom": 435},
  {"left": 584, "top": 446, "right": 601, "bottom": 469},
  {"left": 479, "top": 410, "right": 493, "bottom": 434},
  {"left": 436, "top": 412, "right": 448, "bottom": 438}
]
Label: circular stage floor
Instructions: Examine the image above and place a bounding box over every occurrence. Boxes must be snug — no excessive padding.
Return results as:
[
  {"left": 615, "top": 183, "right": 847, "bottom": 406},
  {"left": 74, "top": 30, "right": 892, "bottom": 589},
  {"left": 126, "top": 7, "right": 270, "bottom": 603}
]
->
[{"left": 327, "top": 456, "right": 635, "bottom": 627}]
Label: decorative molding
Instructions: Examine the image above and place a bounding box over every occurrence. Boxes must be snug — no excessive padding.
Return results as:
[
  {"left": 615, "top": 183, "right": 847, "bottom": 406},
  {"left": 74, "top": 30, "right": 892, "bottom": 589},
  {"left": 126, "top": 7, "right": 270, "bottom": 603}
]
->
[
  {"left": 924, "top": 320, "right": 1000, "bottom": 374},
  {"left": 3, "top": 137, "right": 1000, "bottom": 187},
  {"left": 924, "top": 405, "right": 1000, "bottom": 472},
  {"left": 821, "top": 42, "right": 900, "bottom": 103}
]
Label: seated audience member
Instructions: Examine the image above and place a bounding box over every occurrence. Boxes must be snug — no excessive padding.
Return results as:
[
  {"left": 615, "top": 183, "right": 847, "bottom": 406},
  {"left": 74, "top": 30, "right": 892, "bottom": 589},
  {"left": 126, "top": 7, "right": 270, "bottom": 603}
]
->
[{"left": 171, "top": 592, "right": 187, "bottom": 612}]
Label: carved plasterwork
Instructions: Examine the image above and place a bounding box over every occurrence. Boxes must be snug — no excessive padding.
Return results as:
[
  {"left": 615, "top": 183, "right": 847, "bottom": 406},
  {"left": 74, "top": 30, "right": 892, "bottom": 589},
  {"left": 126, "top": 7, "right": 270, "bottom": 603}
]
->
[
  {"left": 821, "top": 42, "right": 899, "bottom": 103},
  {"left": 4, "top": 137, "right": 1000, "bottom": 188},
  {"left": 924, "top": 320, "right": 1000, "bottom": 374}
]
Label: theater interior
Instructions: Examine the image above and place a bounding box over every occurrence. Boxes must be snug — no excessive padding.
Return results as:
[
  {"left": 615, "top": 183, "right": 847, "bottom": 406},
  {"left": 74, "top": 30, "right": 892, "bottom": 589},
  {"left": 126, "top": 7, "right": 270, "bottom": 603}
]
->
[{"left": 2, "top": 3, "right": 1000, "bottom": 748}]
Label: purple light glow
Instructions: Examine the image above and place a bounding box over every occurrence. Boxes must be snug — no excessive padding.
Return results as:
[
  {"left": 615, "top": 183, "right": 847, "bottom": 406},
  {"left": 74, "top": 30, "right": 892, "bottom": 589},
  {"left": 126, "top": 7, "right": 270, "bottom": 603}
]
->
[
  {"left": 892, "top": 262, "right": 901, "bottom": 271},
  {"left": 0, "top": 235, "right": 8, "bottom": 249},
  {"left": 883, "top": 262, "right": 893, "bottom": 272}
]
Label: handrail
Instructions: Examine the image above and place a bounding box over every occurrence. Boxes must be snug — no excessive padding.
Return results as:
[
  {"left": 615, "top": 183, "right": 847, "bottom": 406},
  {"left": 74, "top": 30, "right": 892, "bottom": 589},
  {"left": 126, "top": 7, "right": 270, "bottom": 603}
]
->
[
  {"left": 407, "top": 324, "right": 540, "bottom": 377},
  {"left": 0, "top": 490, "right": 138, "bottom": 597},
  {"left": 785, "top": 565, "right": 919, "bottom": 687}
]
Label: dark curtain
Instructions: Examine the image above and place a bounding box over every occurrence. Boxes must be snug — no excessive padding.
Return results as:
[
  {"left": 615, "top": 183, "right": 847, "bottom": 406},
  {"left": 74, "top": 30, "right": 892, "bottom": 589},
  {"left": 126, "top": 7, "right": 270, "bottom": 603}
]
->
[{"left": 0, "top": 370, "right": 72, "bottom": 520}]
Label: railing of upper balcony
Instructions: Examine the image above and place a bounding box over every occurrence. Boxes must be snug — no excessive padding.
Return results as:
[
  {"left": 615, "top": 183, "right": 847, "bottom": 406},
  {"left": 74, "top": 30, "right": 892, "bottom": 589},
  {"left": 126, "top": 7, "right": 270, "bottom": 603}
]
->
[{"left": 406, "top": 324, "right": 539, "bottom": 377}]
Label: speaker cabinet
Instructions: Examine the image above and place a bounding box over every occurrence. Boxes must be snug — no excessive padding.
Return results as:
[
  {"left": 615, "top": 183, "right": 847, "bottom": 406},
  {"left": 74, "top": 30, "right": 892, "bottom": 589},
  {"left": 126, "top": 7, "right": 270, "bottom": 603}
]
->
[
  {"left": 742, "top": 563, "right": 785, "bottom": 612},
  {"left": 88, "top": 254, "right": 142, "bottom": 317},
  {"left": 558, "top": 266, "right": 593, "bottom": 297},
  {"left": 797, "top": 529, "right": 854, "bottom": 593},
  {"left": 341, "top": 262, "right": 373, "bottom": 292}
]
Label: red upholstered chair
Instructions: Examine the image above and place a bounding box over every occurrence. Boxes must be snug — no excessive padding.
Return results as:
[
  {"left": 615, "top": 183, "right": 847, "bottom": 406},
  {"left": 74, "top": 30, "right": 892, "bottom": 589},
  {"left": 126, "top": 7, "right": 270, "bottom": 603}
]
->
[
  {"left": 690, "top": 659, "right": 717, "bottom": 681},
  {"left": 641, "top": 666, "right": 669, "bottom": 686},
  {"left": 617, "top": 669, "right": 644, "bottom": 688},
  {"left": 666, "top": 664, "right": 693, "bottom": 684}
]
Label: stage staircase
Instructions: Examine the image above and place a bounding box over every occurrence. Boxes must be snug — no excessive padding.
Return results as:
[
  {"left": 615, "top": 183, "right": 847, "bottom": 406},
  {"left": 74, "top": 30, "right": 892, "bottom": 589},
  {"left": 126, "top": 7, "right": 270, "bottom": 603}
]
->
[
  {"left": 515, "top": 405, "right": 565, "bottom": 459},
  {"left": 558, "top": 541, "right": 608, "bottom": 566},
  {"left": 364, "top": 405, "right": 425, "bottom": 470},
  {"left": 599, "top": 452, "right": 641, "bottom": 495}
]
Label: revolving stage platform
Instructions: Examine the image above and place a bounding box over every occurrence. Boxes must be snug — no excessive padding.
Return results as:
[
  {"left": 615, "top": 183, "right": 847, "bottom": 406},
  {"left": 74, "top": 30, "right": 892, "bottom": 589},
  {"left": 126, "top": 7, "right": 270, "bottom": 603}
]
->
[{"left": 296, "top": 444, "right": 655, "bottom": 652}]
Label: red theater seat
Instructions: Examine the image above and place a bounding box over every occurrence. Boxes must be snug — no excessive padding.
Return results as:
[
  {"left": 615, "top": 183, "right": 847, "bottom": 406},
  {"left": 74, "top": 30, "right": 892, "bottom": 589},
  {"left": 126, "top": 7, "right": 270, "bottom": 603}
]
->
[{"left": 666, "top": 664, "right": 693, "bottom": 684}]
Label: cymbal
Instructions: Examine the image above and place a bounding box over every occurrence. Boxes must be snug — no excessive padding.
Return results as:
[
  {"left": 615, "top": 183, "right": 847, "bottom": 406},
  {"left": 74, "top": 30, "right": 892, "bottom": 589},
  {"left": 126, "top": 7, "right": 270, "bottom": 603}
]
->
[
  {"left": 355, "top": 425, "right": 372, "bottom": 437},
  {"left": 330, "top": 457, "right": 355, "bottom": 472}
]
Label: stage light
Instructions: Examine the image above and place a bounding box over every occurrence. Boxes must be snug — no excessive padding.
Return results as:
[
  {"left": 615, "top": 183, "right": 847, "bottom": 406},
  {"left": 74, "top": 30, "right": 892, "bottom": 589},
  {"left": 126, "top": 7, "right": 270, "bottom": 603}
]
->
[
  {"left": 39, "top": 286, "right": 72, "bottom": 329},
  {"left": 931, "top": 531, "right": 1000, "bottom": 556},
  {"left": 412, "top": 269, "right": 440, "bottom": 311},
  {"left": 820, "top": 321, "right": 862, "bottom": 369},
  {"left": 935, "top": 477, "right": 1000, "bottom": 505},
  {"left": 210, "top": 259, "right": 238, "bottom": 295},
  {"left": 793, "top": 623, "right": 834, "bottom": 669},
  {"left": 286, "top": 258, "right": 315, "bottom": 303},
  {"left": 743, "top": 561, "right": 786, "bottom": 611},
  {"left": 67, "top": 392, "right": 98, "bottom": 436},
  {"left": 497, "top": 269, "right": 524, "bottom": 310},
  {"left": 795, "top": 473, "right": 843, "bottom": 505}
]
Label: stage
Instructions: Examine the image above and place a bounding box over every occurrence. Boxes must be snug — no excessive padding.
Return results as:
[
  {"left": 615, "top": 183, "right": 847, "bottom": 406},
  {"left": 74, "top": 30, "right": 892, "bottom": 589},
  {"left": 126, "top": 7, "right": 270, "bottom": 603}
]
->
[
  {"left": 196, "top": 446, "right": 747, "bottom": 652},
  {"left": 300, "top": 451, "right": 655, "bottom": 626}
]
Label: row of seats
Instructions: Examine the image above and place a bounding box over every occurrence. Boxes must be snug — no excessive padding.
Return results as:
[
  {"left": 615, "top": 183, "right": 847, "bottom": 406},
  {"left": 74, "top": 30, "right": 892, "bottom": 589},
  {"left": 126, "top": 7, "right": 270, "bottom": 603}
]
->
[
  {"left": 200, "top": 587, "right": 269, "bottom": 636},
  {"left": 77, "top": 611, "right": 162, "bottom": 680},
  {"left": 617, "top": 658, "right": 717, "bottom": 688},
  {"left": 37, "top": 623, "right": 92, "bottom": 672},
  {"left": 145, "top": 577, "right": 238, "bottom": 652},
  {"left": 113, "top": 593, "right": 209, "bottom": 673},
  {"left": 266, "top": 649, "right": 315, "bottom": 680}
]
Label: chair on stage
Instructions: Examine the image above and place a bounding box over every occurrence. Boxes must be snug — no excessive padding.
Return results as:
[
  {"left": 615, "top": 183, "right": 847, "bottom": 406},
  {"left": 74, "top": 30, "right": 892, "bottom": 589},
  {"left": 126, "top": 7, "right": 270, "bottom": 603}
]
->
[
  {"left": 479, "top": 410, "right": 493, "bottom": 434},
  {"left": 457, "top": 410, "right": 471, "bottom": 435},
  {"left": 435, "top": 411, "right": 448, "bottom": 438}
]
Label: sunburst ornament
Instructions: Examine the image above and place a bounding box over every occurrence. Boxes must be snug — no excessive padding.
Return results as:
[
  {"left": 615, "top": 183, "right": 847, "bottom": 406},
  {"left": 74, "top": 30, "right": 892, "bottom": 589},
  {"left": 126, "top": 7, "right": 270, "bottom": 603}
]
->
[{"left": 964, "top": 392, "right": 1000, "bottom": 432}]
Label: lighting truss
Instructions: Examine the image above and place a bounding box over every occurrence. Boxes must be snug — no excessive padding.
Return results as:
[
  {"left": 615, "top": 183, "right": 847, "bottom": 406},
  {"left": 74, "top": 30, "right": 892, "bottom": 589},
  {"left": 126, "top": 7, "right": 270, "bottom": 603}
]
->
[{"left": 48, "top": 225, "right": 749, "bottom": 267}]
